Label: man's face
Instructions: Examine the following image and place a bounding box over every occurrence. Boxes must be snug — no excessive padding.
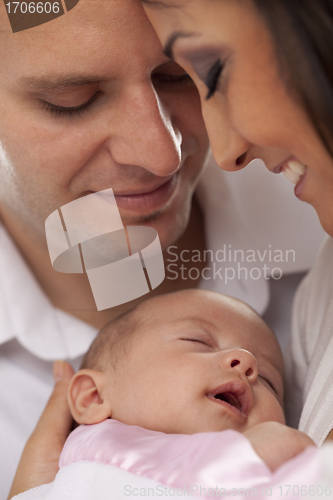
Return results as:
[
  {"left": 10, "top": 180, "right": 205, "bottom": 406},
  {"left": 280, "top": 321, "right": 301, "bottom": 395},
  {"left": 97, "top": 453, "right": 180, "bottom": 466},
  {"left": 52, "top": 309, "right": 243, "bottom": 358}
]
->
[
  {"left": 0, "top": 0, "right": 209, "bottom": 249},
  {"left": 109, "top": 290, "right": 285, "bottom": 434}
]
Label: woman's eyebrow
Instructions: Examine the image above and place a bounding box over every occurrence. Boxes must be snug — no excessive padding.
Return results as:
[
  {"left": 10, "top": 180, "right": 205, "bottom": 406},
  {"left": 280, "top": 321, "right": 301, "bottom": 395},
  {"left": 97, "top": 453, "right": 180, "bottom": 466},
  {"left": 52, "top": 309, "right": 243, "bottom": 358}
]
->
[{"left": 164, "top": 31, "right": 197, "bottom": 59}]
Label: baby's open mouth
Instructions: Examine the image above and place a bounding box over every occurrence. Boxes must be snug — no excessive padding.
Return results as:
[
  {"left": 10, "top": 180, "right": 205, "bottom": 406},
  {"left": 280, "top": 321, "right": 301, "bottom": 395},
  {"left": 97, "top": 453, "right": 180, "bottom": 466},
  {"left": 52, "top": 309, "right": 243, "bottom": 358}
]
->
[
  {"left": 213, "top": 392, "right": 243, "bottom": 412},
  {"left": 207, "top": 381, "right": 251, "bottom": 418}
]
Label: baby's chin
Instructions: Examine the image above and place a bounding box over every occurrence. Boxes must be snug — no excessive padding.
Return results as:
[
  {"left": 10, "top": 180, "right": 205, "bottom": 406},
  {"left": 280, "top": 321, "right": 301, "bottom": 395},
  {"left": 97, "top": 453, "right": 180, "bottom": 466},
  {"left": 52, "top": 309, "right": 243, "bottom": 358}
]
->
[
  {"left": 166, "top": 416, "right": 285, "bottom": 435},
  {"left": 162, "top": 421, "right": 249, "bottom": 436},
  {"left": 118, "top": 412, "right": 284, "bottom": 435}
]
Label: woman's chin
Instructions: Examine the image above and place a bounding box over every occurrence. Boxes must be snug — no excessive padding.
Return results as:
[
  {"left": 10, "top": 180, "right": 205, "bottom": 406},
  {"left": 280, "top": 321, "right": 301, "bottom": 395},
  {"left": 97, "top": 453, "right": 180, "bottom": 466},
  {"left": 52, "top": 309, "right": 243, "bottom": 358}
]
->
[{"left": 312, "top": 201, "right": 333, "bottom": 238}]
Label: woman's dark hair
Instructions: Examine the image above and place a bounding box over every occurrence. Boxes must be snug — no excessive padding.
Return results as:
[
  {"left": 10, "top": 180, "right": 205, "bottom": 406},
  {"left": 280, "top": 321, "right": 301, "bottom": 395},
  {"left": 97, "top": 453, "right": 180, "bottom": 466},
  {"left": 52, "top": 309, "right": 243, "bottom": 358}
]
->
[
  {"left": 143, "top": 0, "right": 333, "bottom": 157},
  {"left": 243, "top": 0, "right": 333, "bottom": 157}
]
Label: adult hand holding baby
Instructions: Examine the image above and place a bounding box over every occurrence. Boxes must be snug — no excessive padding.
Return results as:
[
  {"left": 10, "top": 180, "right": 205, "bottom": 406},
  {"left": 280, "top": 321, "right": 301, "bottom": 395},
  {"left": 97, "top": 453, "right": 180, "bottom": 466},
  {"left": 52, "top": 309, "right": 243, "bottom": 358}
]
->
[
  {"left": 7, "top": 361, "right": 74, "bottom": 500},
  {"left": 244, "top": 421, "right": 315, "bottom": 472}
]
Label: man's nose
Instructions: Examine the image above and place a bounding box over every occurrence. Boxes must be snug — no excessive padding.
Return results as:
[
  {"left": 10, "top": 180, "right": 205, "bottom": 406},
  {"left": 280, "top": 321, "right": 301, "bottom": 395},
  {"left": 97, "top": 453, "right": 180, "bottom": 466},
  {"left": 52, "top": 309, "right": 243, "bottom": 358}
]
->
[
  {"left": 219, "top": 349, "right": 258, "bottom": 383},
  {"left": 108, "top": 84, "right": 182, "bottom": 177}
]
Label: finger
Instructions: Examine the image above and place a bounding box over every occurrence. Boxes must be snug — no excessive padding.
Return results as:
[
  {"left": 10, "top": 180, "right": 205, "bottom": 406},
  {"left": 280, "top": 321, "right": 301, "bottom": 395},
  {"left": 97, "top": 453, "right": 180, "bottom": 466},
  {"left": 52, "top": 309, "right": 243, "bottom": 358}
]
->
[
  {"left": 8, "top": 362, "right": 75, "bottom": 498},
  {"left": 34, "top": 361, "right": 75, "bottom": 441}
]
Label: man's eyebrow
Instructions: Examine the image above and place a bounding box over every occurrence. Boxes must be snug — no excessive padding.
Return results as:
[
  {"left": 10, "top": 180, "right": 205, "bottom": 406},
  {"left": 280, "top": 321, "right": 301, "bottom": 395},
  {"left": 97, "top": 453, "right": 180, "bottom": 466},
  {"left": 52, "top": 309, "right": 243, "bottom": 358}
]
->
[
  {"left": 164, "top": 31, "right": 197, "bottom": 60},
  {"left": 17, "top": 76, "right": 106, "bottom": 93}
]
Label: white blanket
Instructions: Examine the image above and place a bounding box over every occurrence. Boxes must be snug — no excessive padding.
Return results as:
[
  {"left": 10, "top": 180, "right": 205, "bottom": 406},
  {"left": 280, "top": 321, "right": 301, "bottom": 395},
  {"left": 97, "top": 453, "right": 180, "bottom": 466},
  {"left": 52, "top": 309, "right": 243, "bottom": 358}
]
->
[{"left": 13, "top": 449, "right": 333, "bottom": 500}]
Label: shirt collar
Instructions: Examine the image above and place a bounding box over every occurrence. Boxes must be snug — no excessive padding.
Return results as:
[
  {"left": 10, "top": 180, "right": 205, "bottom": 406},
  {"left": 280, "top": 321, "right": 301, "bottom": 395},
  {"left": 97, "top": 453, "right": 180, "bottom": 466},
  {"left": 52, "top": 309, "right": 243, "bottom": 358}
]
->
[{"left": 0, "top": 223, "right": 97, "bottom": 360}]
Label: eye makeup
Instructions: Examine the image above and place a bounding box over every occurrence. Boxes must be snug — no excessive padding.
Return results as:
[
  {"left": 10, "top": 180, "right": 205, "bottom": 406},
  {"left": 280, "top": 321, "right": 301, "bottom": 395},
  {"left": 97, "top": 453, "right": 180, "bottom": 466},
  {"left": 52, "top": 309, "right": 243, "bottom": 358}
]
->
[
  {"left": 205, "top": 59, "right": 224, "bottom": 100},
  {"left": 176, "top": 48, "right": 226, "bottom": 100}
]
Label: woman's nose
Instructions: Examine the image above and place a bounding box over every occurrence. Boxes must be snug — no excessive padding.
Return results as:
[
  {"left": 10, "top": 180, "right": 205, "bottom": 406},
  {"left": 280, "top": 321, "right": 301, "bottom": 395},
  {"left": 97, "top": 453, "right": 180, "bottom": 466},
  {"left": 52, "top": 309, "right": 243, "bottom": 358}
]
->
[
  {"left": 201, "top": 97, "right": 251, "bottom": 172},
  {"left": 108, "top": 85, "right": 182, "bottom": 177},
  {"left": 220, "top": 349, "right": 258, "bottom": 383}
]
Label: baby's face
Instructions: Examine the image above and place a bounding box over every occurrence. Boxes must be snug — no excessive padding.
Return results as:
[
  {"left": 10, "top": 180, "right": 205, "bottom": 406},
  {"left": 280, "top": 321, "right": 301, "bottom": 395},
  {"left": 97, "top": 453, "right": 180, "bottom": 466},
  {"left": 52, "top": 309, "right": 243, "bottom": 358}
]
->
[{"left": 108, "top": 291, "right": 285, "bottom": 434}]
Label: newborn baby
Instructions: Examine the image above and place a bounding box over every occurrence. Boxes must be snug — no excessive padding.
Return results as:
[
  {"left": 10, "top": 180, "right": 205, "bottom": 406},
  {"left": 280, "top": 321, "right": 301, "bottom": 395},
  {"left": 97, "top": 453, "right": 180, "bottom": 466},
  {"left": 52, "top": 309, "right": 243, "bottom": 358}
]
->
[{"left": 68, "top": 289, "right": 313, "bottom": 472}]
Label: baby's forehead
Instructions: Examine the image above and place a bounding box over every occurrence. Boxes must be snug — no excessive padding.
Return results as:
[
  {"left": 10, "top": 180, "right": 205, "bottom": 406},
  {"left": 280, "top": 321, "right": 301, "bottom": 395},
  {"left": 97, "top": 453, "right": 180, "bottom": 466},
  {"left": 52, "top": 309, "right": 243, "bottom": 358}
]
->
[
  {"left": 135, "top": 291, "right": 283, "bottom": 372},
  {"left": 137, "top": 292, "right": 271, "bottom": 343}
]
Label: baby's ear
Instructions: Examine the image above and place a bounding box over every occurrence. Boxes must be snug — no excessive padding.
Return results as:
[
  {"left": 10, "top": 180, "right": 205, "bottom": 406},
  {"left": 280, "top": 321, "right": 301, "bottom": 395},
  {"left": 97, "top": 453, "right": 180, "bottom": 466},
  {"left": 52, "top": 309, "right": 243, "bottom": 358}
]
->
[{"left": 68, "top": 370, "right": 112, "bottom": 425}]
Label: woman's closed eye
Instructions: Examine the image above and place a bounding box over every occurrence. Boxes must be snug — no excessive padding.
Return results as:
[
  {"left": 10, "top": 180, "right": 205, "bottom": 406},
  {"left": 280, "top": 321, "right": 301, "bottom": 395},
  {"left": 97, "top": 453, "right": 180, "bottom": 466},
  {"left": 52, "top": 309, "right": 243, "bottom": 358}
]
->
[{"left": 205, "top": 59, "right": 224, "bottom": 100}]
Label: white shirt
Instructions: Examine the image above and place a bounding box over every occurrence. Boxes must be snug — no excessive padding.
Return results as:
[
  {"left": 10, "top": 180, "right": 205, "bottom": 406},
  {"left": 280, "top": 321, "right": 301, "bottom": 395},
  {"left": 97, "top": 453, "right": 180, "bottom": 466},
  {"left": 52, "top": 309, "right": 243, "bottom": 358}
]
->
[
  {"left": 0, "top": 157, "right": 325, "bottom": 498},
  {"left": 285, "top": 236, "right": 333, "bottom": 445},
  {"left": 0, "top": 222, "right": 98, "bottom": 498}
]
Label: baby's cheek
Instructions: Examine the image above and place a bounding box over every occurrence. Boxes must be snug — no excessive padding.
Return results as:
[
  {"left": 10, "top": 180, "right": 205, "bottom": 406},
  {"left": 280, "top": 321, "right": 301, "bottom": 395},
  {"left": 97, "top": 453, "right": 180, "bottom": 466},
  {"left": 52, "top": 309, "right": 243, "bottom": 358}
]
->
[
  {"left": 266, "top": 396, "right": 285, "bottom": 425},
  {"left": 254, "top": 388, "right": 285, "bottom": 427}
]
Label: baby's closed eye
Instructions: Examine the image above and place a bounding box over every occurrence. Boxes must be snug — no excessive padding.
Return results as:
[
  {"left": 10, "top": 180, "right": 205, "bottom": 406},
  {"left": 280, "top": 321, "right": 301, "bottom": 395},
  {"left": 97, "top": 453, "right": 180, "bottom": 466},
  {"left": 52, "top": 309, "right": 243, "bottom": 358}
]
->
[
  {"left": 181, "top": 338, "right": 213, "bottom": 348},
  {"left": 258, "top": 374, "right": 277, "bottom": 395}
]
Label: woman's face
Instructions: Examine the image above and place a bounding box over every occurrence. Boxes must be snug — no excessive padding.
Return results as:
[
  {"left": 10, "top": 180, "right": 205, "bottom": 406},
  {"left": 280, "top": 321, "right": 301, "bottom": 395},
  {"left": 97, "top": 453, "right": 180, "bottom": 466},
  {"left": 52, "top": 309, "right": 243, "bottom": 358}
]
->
[{"left": 144, "top": 0, "right": 333, "bottom": 236}]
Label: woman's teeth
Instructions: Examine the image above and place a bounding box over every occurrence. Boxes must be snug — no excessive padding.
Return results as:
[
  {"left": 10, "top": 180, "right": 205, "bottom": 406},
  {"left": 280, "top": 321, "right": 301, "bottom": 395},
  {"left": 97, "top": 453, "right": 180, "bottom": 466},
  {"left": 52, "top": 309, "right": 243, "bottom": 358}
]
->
[{"left": 282, "top": 160, "right": 306, "bottom": 184}]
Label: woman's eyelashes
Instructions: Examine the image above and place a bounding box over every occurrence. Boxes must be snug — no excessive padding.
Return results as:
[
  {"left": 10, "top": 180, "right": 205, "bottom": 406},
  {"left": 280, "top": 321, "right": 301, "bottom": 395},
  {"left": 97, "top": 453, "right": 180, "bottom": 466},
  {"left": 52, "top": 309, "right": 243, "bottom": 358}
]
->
[
  {"left": 205, "top": 59, "right": 224, "bottom": 100},
  {"left": 41, "top": 92, "right": 100, "bottom": 118}
]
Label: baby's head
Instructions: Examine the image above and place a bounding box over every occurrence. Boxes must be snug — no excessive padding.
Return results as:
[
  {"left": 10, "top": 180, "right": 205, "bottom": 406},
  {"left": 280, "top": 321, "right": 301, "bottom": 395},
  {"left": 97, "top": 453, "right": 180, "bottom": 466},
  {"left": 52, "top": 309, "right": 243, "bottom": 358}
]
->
[{"left": 68, "top": 290, "right": 285, "bottom": 434}]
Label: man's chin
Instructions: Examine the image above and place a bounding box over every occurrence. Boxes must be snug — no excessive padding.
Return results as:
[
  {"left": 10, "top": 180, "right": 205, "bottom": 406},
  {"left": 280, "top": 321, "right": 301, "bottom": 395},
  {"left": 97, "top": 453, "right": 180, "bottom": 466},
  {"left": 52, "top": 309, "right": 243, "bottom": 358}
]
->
[
  {"left": 120, "top": 201, "right": 191, "bottom": 252},
  {"left": 120, "top": 209, "right": 171, "bottom": 251},
  {"left": 120, "top": 208, "right": 165, "bottom": 226}
]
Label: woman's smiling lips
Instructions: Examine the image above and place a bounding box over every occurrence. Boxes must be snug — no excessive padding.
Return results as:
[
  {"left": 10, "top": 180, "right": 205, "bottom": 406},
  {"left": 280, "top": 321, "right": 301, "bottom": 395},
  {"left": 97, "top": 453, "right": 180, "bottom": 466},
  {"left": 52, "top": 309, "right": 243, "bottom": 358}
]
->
[
  {"left": 270, "top": 156, "right": 308, "bottom": 199},
  {"left": 207, "top": 380, "right": 252, "bottom": 420}
]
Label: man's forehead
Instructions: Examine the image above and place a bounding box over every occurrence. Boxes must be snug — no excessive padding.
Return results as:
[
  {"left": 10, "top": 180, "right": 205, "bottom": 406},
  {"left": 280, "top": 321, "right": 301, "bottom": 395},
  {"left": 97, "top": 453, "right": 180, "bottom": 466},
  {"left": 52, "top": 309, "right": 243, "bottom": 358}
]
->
[
  {"left": 0, "top": 0, "right": 160, "bottom": 84},
  {"left": 0, "top": 0, "right": 145, "bottom": 41}
]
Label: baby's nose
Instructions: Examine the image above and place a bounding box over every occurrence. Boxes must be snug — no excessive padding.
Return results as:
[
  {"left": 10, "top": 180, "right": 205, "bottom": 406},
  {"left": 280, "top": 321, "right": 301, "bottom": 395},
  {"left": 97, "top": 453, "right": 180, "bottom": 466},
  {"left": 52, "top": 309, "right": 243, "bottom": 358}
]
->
[{"left": 221, "top": 349, "right": 258, "bottom": 383}]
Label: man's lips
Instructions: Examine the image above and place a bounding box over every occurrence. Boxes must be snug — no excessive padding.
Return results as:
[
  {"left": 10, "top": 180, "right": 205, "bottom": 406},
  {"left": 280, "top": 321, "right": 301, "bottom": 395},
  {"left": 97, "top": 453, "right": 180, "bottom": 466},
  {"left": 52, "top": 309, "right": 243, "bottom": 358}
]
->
[
  {"left": 207, "top": 380, "right": 251, "bottom": 419},
  {"left": 112, "top": 176, "right": 175, "bottom": 197},
  {"left": 83, "top": 174, "right": 179, "bottom": 214}
]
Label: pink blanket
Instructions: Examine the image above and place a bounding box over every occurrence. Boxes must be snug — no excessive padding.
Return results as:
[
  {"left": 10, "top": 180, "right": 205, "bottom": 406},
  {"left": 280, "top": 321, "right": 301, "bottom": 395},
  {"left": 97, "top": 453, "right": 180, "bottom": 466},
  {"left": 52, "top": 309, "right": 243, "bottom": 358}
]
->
[{"left": 59, "top": 419, "right": 325, "bottom": 498}]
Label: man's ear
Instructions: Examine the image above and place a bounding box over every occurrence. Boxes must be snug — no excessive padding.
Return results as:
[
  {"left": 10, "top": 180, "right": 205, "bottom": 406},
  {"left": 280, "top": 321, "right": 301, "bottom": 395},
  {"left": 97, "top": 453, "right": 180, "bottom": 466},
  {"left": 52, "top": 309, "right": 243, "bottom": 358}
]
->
[{"left": 68, "top": 369, "right": 112, "bottom": 425}]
